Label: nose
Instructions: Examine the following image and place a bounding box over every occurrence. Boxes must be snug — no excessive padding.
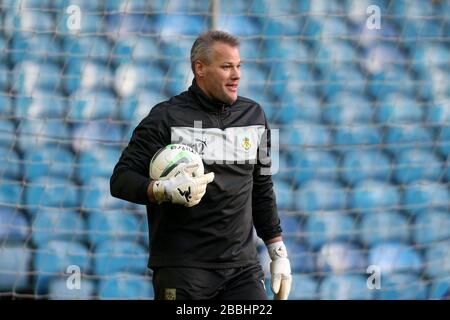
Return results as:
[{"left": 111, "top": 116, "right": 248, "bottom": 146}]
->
[{"left": 231, "top": 66, "right": 240, "bottom": 80}]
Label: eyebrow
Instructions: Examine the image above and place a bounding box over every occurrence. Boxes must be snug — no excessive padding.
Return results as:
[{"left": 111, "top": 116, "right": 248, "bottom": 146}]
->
[{"left": 221, "top": 62, "right": 241, "bottom": 65}]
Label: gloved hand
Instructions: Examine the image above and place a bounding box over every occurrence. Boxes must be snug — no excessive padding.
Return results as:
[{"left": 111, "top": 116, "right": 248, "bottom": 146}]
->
[
  {"left": 267, "top": 241, "right": 292, "bottom": 300},
  {"left": 152, "top": 163, "right": 214, "bottom": 207}
]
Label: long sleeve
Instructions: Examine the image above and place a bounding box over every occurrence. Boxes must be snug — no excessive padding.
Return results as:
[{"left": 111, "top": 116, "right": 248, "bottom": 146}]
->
[
  {"left": 252, "top": 116, "right": 282, "bottom": 241},
  {"left": 110, "top": 104, "right": 170, "bottom": 205}
]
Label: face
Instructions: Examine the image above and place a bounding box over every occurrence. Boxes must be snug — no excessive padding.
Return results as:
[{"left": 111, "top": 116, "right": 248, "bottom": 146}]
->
[{"left": 195, "top": 42, "right": 241, "bottom": 104}]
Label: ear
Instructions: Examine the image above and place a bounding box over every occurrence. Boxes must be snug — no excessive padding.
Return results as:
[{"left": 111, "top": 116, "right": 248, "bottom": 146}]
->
[{"left": 194, "top": 60, "right": 205, "bottom": 78}]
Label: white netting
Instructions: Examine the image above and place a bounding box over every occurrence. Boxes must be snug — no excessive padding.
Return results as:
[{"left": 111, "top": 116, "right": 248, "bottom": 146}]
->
[{"left": 0, "top": 0, "right": 450, "bottom": 300}]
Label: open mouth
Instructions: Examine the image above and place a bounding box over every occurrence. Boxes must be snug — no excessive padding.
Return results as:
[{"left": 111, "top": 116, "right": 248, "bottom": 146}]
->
[{"left": 226, "top": 84, "right": 238, "bottom": 92}]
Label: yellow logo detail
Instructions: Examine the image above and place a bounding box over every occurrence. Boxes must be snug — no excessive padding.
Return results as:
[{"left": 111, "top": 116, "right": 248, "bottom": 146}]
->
[{"left": 242, "top": 137, "right": 251, "bottom": 151}]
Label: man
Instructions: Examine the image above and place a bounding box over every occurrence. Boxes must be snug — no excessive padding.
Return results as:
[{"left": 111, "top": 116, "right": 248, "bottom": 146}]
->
[{"left": 110, "top": 30, "right": 292, "bottom": 300}]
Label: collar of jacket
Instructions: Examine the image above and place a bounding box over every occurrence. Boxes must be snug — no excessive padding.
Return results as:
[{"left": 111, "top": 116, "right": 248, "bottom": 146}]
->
[{"left": 188, "top": 79, "right": 233, "bottom": 114}]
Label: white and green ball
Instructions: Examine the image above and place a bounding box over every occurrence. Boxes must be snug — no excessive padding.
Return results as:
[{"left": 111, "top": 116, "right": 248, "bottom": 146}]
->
[{"left": 149, "top": 144, "right": 204, "bottom": 180}]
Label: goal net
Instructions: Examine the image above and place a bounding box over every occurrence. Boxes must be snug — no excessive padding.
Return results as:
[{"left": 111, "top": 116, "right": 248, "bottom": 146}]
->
[{"left": 0, "top": 0, "right": 449, "bottom": 300}]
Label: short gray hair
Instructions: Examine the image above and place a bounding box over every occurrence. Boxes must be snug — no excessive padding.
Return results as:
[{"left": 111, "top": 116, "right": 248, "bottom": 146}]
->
[{"left": 190, "top": 30, "right": 240, "bottom": 74}]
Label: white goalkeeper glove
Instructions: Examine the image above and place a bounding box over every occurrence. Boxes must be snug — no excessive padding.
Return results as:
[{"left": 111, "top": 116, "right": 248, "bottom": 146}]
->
[
  {"left": 267, "top": 241, "right": 292, "bottom": 300},
  {"left": 152, "top": 163, "right": 214, "bottom": 207}
]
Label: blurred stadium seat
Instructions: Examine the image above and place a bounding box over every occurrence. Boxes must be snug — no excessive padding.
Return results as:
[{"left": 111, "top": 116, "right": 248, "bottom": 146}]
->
[
  {"left": 319, "top": 274, "right": 374, "bottom": 300},
  {"left": 98, "top": 273, "right": 153, "bottom": 300},
  {"left": 0, "top": 0, "right": 449, "bottom": 301}
]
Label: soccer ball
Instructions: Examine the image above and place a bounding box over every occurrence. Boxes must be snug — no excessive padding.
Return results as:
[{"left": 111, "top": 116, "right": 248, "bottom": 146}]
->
[{"left": 149, "top": 144, "right": 204, "bottom": 180}]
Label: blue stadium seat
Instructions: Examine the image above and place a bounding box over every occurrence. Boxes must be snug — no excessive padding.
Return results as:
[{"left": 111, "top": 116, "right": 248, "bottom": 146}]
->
[
  {"left": 161, "top": 38, "right": 194, "bottom": 61},
  {"left": 401, "top": 20, "right": 444, "bottom": 50},
  {"left": 320, "top": 66, "right": 366, "bottom": 98},
  {"left": 277, "top": 93, "right": 322, "bottom": 124},
  {"left": 417, "top": 68, "right": 450, "bottom": 101},
  {"left": 273, "top": 181, "right": 295, "bottom": 211},
  {"left": 0, "top": 65, "right": 10, "bottom": 90},
  {"left": 359, "top": 211, "right": 410, "bottom": 247},
  {"left": 267, "top": 62, "right": 315, "bottom": 98},
  {"left": 217, "top": 15, "right": 260, "bottom": 37},
  {"left": 376, "top": 94, "right": 423, "bottom": 125},
  {"left": 263, "top": 38, "right": 309, "bottom": 62},
  {"left": 279, "top": 215, "right": 301, "bottom": 239},
  {"left": 411, "top": 45, "right": 450, "bottom": 78},
  {"left": 280, "top": 123, "right": 330, "bottom": 149},
  {"left": 15, "top": 92, "right": 66, "bottom": 120},
  {"left": 0, "top": 208, "right": 29, "bottom": 242},
  {"left": 303, "top": 16, "right": 349, "bottom": 41},
  {"left": 402, "top": 181, "right": 450, "bottom": 216},
  {"left": 77, "top": 146, "right": 121, "bottom": 183},
  {"left": 0, "top": 94, "right": 13, "bottom": 117},
  {"left": 383, "top": 125, "right": 433, "bottom": 156},
  {"left": 114, "top": 63, "right": 166, "bottom": 98},
  {"left": 424, "top": 240, "right": 450, "bottom": 278},
  {"left": 98, "top": 273, "right": 154, "bottom": 300},
  {"left": 260, "top": 16, "right": 303, "bottom": 38},
  {"left": 30, "top": 208, "right": 85, "bottom": 245},
  {"left": 368, "top": 242, "right": 423, "bottom": 274},
  {"left": 12, "top": 61, "right": 61, "bottom": 95},
  {"left": 86, "top": 209, "right": 141, "bottom": 246},
  {"left": 25, "top": 177, "right": 79, "bottom": 214},
  {"left": 62, "top": 36, "right": 111, "bottom": 67},
  {"left": 81, "top": 177, "right": 129, "bottom": 212},
  {"left": 164, "top": 61, "right": 193, "bottom": 96},
  {"left": 349, "top": 180, "right": 399, "bottom": 213},
  {"left": 155, "top": 14, "right": 208, "bottom": 37},
  {"left": 305, "top": 212, "right": 356, "bottom": 249},
  {"left": 52, "top": 0, "right": 102, "bottom": 11},
  {"left": 367, "top": 67, "right": 415, "bottom": 100},
  {"left": 119, "top": 90, "right": 168, "bottom": 123},
  {"left": 64, "top": 61, "right": 113, "bottom": 94},
  {"left": 23, "top": 146, "right": 75, "bottom": 181},
  {"left": 93, "top": 241, "right": 148, "bottom": 276},
  {"left": 103, "top": 0, "right": 153, "bottom": 12},
  {"left": 67, "top": 90, "right": 117, "bottom": 121},
  {"left": 446, "top": 154, "right": 450, "bottom": 182},
  {"left": 387, "top": 0, "right": 434, "bottom": 20},
  {"left": 271, "top": 154, "right": 292, "bottom": 183},
  {"left": 289, "top": 150, "right": 338, "bottom": 186},
  {"left": 377, "top": 273, "right": 428, "bottom": 300},
  {"left": 427, "top": 98, "right": 450, "bottom": 126},
  {"left": 112, "top": 36, "right": 160, "bottom": 64},
  {"left": 0, "top": 120, "right": 17, "bottom": 149},
  {"left": 295, "top": 180, "right": 347, "bottom": 213},
  {"left": 341, "top": 150, "right": 391, "bottom": 185},
  {"left": 289, "top": 274, "right": 318, "bottom": 300},
  {"left": 394, "top": 149, "right": 442, "bottom": 184},
  {"left": 238, "top": 38, "right": 265, "bottom": 61},
  {"left": 10, "top": 35, "right": 62, "bottom": 64},
  {"left": 105, "top": 13, "right": 152, "bottom": 41},
  {"left": 3, "top": 11, "right": 54, "bottom": 36},
  {"left": 429, "top": 279, "right": 450, "bottom": 300},
  {"left": 48, "top": 278, "right": 96, "bottom": 300},
  {"left": 322, "top": 92, "right": 373, "bottom": 126},
  {"left": 333, "top": 124, "right": 382, "bottom": 152},
  {"left": 239, "top": 62, "right": 268, "bottom": 96},
  {"left": 0, "top": 36, "right": 6, "bottom": 63},
  {"left": 0, "top": 245, "right": 31, "bottom": 291},
  {"left": 414, "top": 211, "right": 450, "bottom": 246},
  {"left": 0, "top": 146, "right": 21, "bottom": 179},
  {"left": 437, "top": 125, "right": 450, "bottom": 157},
  {"left": 34, "top": 240, "right": 90, "bottom": 294},
  {"left": 17, "top": 119, "right": 70, "bottom": 153},
  {"left": 71, "top": 120, "right": 123, "bottom": 152},
  {"left": 0, "top": 180, "right": 23, "bottom": 208},
  {"left": 2, "top": 0, "right": 51, "bottom": 11},
  {"left": 314, "top": 41, "right": 357, "bottom": 76},
  {"left": 319, "top": 274, "right": 374, "bottom": 300},
  {"left": 260, "top": 240, "right": 316, "bottom": 281},
  {"left": 316, "top": 242, "right": 367, "bottom": 274}
]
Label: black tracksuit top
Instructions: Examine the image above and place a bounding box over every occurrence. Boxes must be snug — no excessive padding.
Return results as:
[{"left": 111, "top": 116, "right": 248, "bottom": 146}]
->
[{"left": 110, "top": 80, "right": 282, "bottom": 269}]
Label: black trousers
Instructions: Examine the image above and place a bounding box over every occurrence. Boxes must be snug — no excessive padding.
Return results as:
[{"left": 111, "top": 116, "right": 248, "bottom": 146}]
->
[{"left": 152, "top": 264, "right": 268, "bottom": 300}]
